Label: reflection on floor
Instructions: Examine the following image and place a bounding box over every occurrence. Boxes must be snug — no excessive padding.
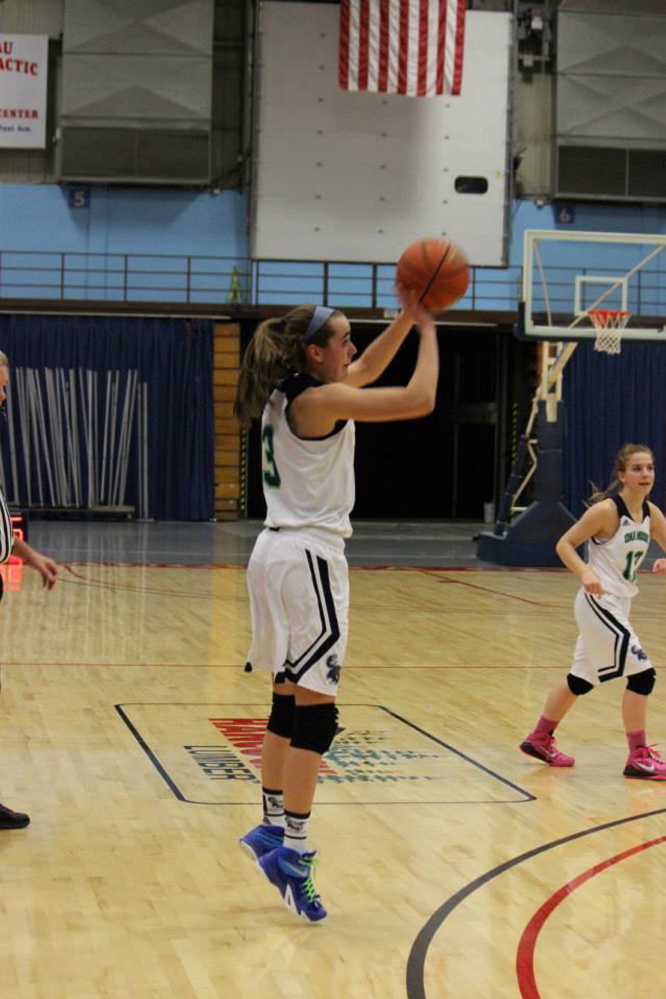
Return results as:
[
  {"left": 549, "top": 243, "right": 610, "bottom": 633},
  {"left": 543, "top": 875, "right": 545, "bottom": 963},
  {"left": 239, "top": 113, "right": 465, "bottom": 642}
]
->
[
  {"left": 23, "top": 518, "right": 488, "bottom": 567},
  {"left": 0, "top": 521, "right": 664, "bottom": 999}
]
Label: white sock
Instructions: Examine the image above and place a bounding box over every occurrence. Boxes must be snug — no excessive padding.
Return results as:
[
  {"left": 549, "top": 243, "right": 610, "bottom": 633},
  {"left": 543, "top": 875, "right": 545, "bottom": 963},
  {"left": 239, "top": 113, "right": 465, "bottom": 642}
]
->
[
  {"left": 283, "top": 810, "right": 310, "bottom": 852},
  {"left": 262, "top": 787, "right": 285, "bottom": 827}
]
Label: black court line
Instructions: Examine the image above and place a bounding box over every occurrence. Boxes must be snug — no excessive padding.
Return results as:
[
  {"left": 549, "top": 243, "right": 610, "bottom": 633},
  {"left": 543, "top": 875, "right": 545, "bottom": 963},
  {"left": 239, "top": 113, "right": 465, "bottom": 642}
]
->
[
  {"left": 115, "top": 704, "right": 186, "bottom": 801},
  {"left": 405, "top": 805, "right": 666, "bottom": 999},
  {"left": 115, "top": 702, "right": 534, "bottom": 806},
  {"left": 379, "top": 706, "right": 535, "bottom": 802}
]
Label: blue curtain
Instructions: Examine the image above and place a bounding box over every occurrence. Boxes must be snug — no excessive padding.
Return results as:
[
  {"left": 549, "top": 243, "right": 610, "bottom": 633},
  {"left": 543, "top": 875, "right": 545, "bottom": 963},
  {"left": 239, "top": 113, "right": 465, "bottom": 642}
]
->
[
  {"left": 563, "top": 341, "right": 666, "bottom": 518},
  {"left": 0, "top": 315, "right": 214, "bottom": 520}
]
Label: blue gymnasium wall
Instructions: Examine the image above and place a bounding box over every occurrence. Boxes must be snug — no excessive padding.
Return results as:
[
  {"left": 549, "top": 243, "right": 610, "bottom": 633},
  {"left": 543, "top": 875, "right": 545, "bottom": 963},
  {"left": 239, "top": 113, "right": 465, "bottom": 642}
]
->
[
  {"left": 0, "top": 183, "right": 664, "bottom": 309},
  {"left": 509, "top": 200, "right": 666, "bottom": 256},
  {"left": 0, "top": 185, "right": 247, "bottom": 304},
  {"left": 0, "top": 185, "right": 246, "bottom": 257}
]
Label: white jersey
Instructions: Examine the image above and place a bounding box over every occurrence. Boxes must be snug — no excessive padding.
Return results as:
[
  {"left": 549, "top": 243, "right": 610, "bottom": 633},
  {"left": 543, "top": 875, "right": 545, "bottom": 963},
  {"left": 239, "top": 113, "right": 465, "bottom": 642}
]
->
[
  {"left": 588, "top": 495, "right": 650, "bottom": 599},
  {"left": 261, "top": 373, "right": 355, "bottom": 538}
]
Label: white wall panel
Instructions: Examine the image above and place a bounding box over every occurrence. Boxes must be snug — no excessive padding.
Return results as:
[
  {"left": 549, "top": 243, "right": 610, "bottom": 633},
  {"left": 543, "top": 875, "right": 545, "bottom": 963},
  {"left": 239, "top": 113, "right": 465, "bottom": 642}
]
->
[
  {"left": 253, "top": 4, "right": 511, "bottom": 267},
  {"left": 556, "top": 12, "right": 666, "bottom": 148}
]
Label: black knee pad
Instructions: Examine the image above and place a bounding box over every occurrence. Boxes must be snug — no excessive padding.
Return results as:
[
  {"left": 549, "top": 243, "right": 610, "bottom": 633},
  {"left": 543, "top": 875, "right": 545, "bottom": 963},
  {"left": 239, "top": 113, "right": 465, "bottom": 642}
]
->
[
  {"left": 626, "top": 668, "right": 656, "bottom": 696},
  {"left": 567, "top": 673, "right": 594, "bottom": 696},
  {"left": 266, "top": 693, "right": 295, "bottom": 739},
  {"left": 291, "top": 703, "right": 338, "bottom": 755}
]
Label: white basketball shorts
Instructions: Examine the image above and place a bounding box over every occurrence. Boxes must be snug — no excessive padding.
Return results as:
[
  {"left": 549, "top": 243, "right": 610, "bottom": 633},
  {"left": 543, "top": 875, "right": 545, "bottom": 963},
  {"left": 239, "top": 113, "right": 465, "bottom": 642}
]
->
[
  {"left": 245, "top": 527, "right": 349, "bottom": 696},
  {"left": 570, "top": 588, "right": 652, "bottom": 686}
]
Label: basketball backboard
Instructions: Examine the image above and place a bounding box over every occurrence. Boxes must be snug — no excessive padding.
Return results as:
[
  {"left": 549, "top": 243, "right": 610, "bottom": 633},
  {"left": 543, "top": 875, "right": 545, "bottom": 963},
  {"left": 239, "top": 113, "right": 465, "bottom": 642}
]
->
[{"left": 520, "top": 229, "right": 666, "bottom": 343}]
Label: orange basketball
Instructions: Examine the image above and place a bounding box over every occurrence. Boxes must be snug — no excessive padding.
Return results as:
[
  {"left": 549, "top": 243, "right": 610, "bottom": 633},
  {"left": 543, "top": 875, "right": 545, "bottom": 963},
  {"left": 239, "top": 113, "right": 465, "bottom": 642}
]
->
[{"left": 396, "top": 237, "right": 470, "bottom": 313}]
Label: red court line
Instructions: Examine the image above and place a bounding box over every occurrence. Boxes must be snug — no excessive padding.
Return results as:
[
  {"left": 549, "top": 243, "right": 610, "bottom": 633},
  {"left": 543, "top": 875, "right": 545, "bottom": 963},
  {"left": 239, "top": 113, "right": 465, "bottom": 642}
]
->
[
  {"left": 65, "top": 560, "right": 245, "bottom": 569},
  {"left": 360, "top": 565, "right": 567, "bottom": 574},
  {"left": 516, "top": 834, "right": 666, "bottom": 999},
  {"left": 57, "top": 561, "right": 576, "bottom": 581},
  {"left": 61, "top": 564, "right": 228, "bottom": 599},
  {"left": 61, "top": 561, "right": 568, "bottom": 572},
  {"left": 422, "top": 569, "right": 551, "bottom": 607},
  {"left": 61, "top": 563, "right": 563, "bottom": 604}
]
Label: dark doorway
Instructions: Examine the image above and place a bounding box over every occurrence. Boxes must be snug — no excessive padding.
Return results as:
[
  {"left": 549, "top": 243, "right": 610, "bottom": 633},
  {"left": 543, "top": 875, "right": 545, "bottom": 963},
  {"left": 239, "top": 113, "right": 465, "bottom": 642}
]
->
[{"left": 243, "top": 321, "right": 527, "bottom": 520}]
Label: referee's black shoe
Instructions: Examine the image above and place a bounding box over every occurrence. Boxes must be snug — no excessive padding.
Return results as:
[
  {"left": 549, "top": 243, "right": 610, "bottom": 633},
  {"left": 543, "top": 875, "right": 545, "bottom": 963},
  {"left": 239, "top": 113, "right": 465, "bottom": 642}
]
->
[{"left": 0, "top": 802, "right": 30, "bottom": 829}]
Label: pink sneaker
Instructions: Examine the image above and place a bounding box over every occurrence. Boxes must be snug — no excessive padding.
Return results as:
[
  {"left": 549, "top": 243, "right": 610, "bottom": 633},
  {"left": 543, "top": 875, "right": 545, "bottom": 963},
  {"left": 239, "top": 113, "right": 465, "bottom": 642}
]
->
[
  {"left": 624, "top": 745, "right": 666, "bottom": 780},
  {"left": 520, "top": 733, "right": 575, "bottom": 767}
]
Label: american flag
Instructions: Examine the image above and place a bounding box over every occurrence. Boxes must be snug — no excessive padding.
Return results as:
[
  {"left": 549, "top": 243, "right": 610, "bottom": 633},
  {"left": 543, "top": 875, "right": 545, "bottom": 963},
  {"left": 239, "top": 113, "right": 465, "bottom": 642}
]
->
[{"left": 339, "top": 0, "right": 466, "bottom": 98}]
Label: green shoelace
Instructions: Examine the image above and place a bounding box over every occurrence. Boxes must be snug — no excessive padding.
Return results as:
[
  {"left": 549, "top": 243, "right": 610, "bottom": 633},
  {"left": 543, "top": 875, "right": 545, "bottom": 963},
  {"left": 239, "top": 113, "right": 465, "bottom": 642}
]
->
[{"left": 299, "top": 856, "right": 320, "bottom": 904}]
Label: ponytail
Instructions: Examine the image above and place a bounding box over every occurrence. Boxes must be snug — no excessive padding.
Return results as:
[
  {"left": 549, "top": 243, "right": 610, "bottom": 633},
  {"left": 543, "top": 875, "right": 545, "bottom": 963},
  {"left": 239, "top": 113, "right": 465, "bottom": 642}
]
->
[
  {"left": 588, "top": 481, "right": 618, "bottom": 505},
  {"left": 587, "top": 443, "right": 654, "bottom": 504},
  {"left": 233, "top": 305, "right": 341, "bottom": 425}
]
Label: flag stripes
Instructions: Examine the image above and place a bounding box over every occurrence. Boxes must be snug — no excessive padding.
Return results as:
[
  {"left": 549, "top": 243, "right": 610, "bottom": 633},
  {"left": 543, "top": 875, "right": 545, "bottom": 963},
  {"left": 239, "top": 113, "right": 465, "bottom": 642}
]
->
[{"left": 339, "top": 0, "right": 465, "bottom": 97}]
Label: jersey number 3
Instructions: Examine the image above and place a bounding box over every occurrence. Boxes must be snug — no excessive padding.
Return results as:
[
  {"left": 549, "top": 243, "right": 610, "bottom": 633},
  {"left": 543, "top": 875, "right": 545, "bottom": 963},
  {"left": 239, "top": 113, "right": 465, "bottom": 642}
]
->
[{"left": 262, "top": 425, "right": 281, "bottom": 488}]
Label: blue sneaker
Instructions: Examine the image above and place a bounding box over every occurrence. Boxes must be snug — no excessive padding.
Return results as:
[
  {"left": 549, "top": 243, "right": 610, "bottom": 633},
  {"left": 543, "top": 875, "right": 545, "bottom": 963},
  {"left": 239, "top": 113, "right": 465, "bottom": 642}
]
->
[
  {"left": 258, "top": 846, "right": 327, "bottom": 922},
  {"left": 239, "top": 823, "right": 284, "bottom": 861}
]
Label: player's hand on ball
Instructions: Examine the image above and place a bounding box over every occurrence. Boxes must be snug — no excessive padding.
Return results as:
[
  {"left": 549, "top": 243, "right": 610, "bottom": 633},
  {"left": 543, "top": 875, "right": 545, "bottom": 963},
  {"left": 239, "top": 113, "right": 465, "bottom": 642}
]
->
[
  {"left": 395, "top": 284, "right": 435, "bottom": 327},
  {"left": 395, "top": 237, "right": 469, "bottom": 313},
  {"left": 581, "top": 568, "right": 603, "bottom": 595}
]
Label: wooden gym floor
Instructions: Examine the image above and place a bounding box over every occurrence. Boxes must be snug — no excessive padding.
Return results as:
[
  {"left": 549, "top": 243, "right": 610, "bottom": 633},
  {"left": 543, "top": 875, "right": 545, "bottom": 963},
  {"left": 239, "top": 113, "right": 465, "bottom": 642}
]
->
[{"left": 1, "top": 520, "right": 665, "bottom": 999}]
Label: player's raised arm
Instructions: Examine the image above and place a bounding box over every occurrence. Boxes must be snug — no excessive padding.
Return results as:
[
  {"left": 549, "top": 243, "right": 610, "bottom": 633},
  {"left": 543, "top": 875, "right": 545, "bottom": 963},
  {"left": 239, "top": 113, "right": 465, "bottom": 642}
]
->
[
  {"left": 343, "top": 308, "right": 414, "bottom": 388},
  {"left": 290, "top": 302, "right": 438, "bottom": 437},
  {"left": 345, "top": 236, "right": 469, "bottom": 388}
]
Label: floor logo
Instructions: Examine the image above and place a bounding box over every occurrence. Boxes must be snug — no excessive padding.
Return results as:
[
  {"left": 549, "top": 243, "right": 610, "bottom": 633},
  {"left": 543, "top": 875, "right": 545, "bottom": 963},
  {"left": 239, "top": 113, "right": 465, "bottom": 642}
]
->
[
  {"left": 204, "top": 718, "right": 441, "bottom": 783},
  {"left": 209, "top": 718, "right": 337, "bottom": 776},
  {"left": 185, "top": 745, "right": 257, "bottom": 781},
  {"left": 324, "top": 729, "right": 441, "bottom": 783},
  {"left": 116, "top": 703, "right": 533, "bottom": 805}
]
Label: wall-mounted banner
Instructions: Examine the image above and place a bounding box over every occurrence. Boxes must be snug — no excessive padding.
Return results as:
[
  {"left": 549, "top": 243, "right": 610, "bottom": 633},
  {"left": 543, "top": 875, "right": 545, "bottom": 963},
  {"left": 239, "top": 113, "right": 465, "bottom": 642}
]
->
[{"left": 0, "top": 35, "right": 48, "bottom": 149}]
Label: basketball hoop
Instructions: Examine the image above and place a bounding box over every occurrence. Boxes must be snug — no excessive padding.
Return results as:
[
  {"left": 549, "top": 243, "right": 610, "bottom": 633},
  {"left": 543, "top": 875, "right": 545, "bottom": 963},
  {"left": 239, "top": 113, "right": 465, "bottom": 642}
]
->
[{"left": 588, "top": 309, "right": 631, "bottom": 355}]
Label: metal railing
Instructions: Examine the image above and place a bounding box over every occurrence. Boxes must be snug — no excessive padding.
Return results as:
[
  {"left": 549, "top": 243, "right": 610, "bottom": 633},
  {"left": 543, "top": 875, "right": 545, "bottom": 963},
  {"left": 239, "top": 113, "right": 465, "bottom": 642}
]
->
[
  {"left": 2, "top": 250, "right": 666, "bottom": 318},
  {"left": 0, "top": 249, "right": 523, "bottom": 313},
  {"left": 0, "top": 251, "right": 249, "bottom": 307}
]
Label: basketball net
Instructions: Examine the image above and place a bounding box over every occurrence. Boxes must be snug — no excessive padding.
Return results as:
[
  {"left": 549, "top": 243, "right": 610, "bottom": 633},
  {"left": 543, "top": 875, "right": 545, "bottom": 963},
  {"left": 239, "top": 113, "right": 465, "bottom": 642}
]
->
[{"left": 588, "top": 309, "right": 631, "bottom": 355}]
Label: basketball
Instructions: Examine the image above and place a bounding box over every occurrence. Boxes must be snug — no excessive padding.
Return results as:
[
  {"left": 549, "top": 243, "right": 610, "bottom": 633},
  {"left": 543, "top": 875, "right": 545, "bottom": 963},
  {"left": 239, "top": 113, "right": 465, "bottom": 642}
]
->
[{"left": 396, "top": 237, "right": 470, "bottom": 313}]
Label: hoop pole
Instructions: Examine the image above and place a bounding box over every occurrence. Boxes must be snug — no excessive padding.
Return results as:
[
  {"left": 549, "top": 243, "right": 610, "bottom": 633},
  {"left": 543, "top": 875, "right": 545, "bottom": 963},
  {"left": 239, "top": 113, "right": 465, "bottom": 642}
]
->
[
  {"left": 492, "top": 434, "right": 530, "bottom": 536},
  {"left": 546, "top": 342, "right": 578, "bottom": 388},
  {"left": 510, "top": 442, "right": 537, "bottom": 509},
  {"left": 525, "top": 387, "right": 539, "bottom": 439}
]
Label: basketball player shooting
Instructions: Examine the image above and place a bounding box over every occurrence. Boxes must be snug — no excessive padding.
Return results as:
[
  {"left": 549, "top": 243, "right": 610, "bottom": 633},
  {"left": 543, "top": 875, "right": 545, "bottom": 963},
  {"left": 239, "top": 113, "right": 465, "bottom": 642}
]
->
[{"left": 233, "top": 284, "right": 441, "bottom": 921}]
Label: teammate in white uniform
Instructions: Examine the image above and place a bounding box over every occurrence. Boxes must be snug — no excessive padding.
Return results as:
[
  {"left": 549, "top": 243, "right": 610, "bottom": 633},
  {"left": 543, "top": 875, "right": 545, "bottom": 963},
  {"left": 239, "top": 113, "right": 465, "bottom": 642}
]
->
[
  {"left": 0, "top": 352, "right": 58, "bottom": 830},
  {"left": 234, "top": 293, "right": 439, "bottom": 920},
  {"left": 521, "top": 444, "right": 666, "bottom": 780}
]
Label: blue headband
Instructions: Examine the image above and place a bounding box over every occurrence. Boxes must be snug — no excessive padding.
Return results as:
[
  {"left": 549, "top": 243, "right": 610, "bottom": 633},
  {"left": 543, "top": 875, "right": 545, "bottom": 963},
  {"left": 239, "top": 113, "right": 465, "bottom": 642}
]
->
[{"left": 304, "top": 306, "right": 335, "bottom": 342}]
